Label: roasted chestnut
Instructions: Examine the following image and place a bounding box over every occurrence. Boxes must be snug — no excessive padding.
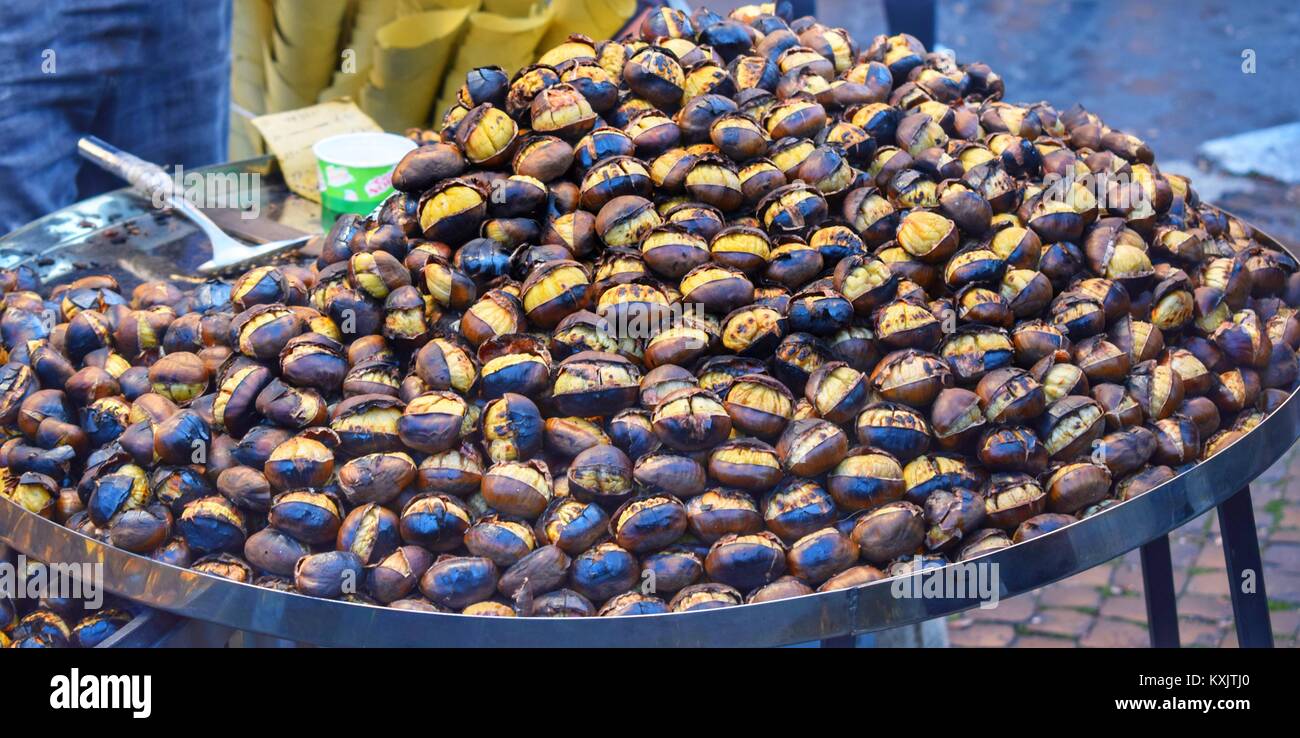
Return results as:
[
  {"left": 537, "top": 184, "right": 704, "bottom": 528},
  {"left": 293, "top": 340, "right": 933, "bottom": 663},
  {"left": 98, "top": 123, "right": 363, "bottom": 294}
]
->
[
  {"left": 339, "top": 451, "right": 417, "bottom": 506},
  {"left": 399, "top": 493, "right": 472, "bottom": 551},
  {"left": 369, "top": 546, "right": 434, "bottom": 603},
  {"left": 480, "top": 392, "right": 543, "bottom": 463},
  {"left": 723, "top": 374, "right": 793, "bottom": 438},
  {"left": 669, "top": 582, "right": 743, "bottom": 611},
  {"left": 775, "top": 418, "right": 849, "bottom": 476},
  {"left": 1044, "top": 462, "right": 1112, "bottom": 514},
  {"left": 420, "top": 556, "right": 499, "bottom": 610},
  {"left": 242, "top": 523, "right": 311, "bottom": 577},
  {"left": 851, "top": 500, "right": 925, "bottom": 565},
  {"left": 685, "top": 487, "right": 763, "bottom": 542},
  {"left": 652, "top": 387, "right": 732, "bottom": 450},
  {"left": 567, "top": 444, "right": 634, "bottom": 508},
  {"left": 763, "top": 477, "right": 837, "bottom": 542},
  {"left": 706, "top": 439, "right": 782, "bottom": 493},
  {"left": 982, "top": 473, "right": 1046, "bottom": 530},
  {"left": 537, "top": 497, "right": 609, "bottom": 555},
  {"left": 551, "top": 351, "right": 641, "bottom": 417},
  {"left": 263, "top": 436, "right": 334, "bottom": 491},
  {"left": 498, "top": 544, "right": 570, "bottom": 599},
  {"left": 787, "top": 527, "right": 859, "bottom": 584},
  {"left": 870, "top": 349, "right": 953, "bottom": 408},
  {"left": 177, "top": 495, "right": 246, "bottom": 553},
  {"left": 268, "top": 490, "right": 341, "bottom": 545},
  {"left": 705, "top": 531, "right": 787, "bottom": 590},
  {"left": 978, "top": 426, "right": 1048, "bottom": 474},
  {"left": 921, "top": 486, "right": 986, "bottom": 551},
  {"left": 148, "top": 352, "right": 209, "bottom": 404},
  {"left": 483, "top": 459, "right": 554, "bottom": 518},
  {"left": 611, "top": 494, "right": 688, "bottom": 553},
  {"left": 976, "top": 367, "right": 1045, "bottom": 424},
  {"left": 394, "top": 143, "right": 466, "bottom": 193},
  {"left": 854, "top": 402, "right": 931, "bottom": 460},
  {"left": 398, "top": 391, "right": 467, "bottom": 454},
  {"left": 1092, "top": 426, "right": 1158, "bottom": 478},
  {"left": 336, "top": 503, "right": 401, "bottom": 565},
  {"left": 569, "top": 541, "right": 639, "bottom": 603}
]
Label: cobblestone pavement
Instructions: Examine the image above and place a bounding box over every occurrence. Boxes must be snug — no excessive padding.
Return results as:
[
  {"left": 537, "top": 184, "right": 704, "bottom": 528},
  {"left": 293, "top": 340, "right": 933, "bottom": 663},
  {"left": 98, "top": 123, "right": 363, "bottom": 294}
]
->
[{"left": 947, "top": 444, "right": 1300, "bottom": 648}]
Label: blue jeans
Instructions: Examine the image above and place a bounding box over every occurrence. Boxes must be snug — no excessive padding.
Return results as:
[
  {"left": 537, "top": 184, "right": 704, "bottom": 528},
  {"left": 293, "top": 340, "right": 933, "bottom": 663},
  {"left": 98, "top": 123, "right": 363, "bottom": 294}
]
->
[{"left": 0, "top": 0, "right": 232, "bottom": 234}]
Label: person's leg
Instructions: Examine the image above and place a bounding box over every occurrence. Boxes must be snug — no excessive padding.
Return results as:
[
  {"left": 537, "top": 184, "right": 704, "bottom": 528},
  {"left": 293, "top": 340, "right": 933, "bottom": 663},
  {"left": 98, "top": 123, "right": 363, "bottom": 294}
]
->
[
  {"left": 82, "top": 0, "right": 232, "bottom": 200},
  {"left": 883, "top": 0, "right": 937, "bottom": 50},
  {"left": 0, "top": 1, "right": 117, "bottom": 233}
]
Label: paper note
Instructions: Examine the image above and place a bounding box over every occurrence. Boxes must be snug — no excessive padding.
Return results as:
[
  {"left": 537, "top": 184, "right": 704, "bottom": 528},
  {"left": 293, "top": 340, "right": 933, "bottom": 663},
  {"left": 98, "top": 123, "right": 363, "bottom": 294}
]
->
[{"left": 250, "top": 101, "right": 383, "bottom": 202}]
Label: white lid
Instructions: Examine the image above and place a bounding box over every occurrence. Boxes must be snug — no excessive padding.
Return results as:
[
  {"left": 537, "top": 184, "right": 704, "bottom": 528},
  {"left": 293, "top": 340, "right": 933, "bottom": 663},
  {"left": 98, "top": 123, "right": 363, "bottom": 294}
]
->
[{"left": 313, "top": 132, "right": 418, "bottom": 168}]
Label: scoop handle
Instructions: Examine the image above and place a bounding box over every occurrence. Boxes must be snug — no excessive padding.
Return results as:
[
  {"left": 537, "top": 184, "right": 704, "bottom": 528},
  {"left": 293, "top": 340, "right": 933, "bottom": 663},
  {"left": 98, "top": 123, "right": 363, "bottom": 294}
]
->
[{"left": 77, "top": 136, "right": 175, "bottom": 206}]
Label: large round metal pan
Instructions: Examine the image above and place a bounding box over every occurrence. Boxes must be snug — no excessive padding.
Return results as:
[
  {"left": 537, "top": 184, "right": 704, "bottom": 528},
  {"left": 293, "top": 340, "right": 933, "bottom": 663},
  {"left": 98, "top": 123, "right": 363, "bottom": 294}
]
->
[{"left": 1, "top": 160, "right": 1296, "bottom": 647}]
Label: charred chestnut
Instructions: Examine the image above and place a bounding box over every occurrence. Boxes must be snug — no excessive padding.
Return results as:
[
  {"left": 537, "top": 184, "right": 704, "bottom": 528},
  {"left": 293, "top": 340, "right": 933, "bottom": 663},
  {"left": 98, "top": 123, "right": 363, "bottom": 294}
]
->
[
  {"left": 420, "top": 556, "right": 499, "bottom": 610},
  {"left": 776, "top": 418, "right": 849, "bottom": 476},
  {"left": 400, "top": 493, "right": 472, "bottom": 551},
  {"left": 611, "top": 494, "right": 688, "bottom": 553},
  {"left": 484, "top": 459, "right": 554, "bottom": 518},
  {"left": 1044, "top": 462, "right": 1112, "bottom": 514},
  {"left": 851, "top": 501, "right": 925, "bottom": 565}
]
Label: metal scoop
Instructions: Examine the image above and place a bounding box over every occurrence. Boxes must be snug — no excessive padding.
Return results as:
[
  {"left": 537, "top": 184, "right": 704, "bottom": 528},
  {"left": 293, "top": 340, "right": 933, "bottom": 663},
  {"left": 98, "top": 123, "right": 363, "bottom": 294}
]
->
[{"left": 77, "top": 136, "right": 311, "bottom": 274}]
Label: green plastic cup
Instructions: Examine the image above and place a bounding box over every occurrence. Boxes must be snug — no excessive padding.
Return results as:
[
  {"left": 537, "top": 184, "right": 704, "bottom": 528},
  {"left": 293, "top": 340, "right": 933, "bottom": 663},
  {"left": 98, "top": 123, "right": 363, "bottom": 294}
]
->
[{"left": 313, "top": 132, "right": 417, "bottom": 225}]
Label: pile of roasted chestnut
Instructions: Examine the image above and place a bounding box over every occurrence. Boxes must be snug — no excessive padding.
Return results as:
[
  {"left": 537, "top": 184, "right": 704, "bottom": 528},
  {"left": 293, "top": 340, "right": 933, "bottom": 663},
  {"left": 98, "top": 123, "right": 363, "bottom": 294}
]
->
[
  {"left": 2, "top": 3, "right": 1299, "bottom": 621},
  {"left": 0, "top": 548, "right": 136, "bottom": 648},
  {"left": 2, "top": 597, "right": 134, "bottom": 649}
]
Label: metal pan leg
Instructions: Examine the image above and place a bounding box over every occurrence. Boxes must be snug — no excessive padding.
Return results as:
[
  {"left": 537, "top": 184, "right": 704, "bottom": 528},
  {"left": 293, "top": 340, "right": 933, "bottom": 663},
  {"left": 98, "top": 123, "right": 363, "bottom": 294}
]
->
[
  {"left": 1139, "top": 534, "right": 1180, "bottom": 647},
  {"left": 1216, "top": 487, "right": 1274, "bottom": 647}
]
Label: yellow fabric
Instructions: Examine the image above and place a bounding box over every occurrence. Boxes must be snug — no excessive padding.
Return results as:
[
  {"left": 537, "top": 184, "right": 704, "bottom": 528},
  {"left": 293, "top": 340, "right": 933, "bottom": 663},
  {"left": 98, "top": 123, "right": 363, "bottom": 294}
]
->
[
  {"left": 540, "top": 0, "right": 636, "bottom": 49},
  {"left": 231, "top": 0, "right": 635, "bottom": 141},
  {"left": 482, "top": 0, "right": 541, "bottom": 16},
  {"left": 319, "top": 0, "right": 402, "bottom": 103},
  {"left": 267, "top": 0, "right": 350, "bottom": 100},
  {"left": 229, "top": 0, "right": 274, "bottom": 158},
  {"left": 398, "top": 0, "right": 482, "bottom": 11}
]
